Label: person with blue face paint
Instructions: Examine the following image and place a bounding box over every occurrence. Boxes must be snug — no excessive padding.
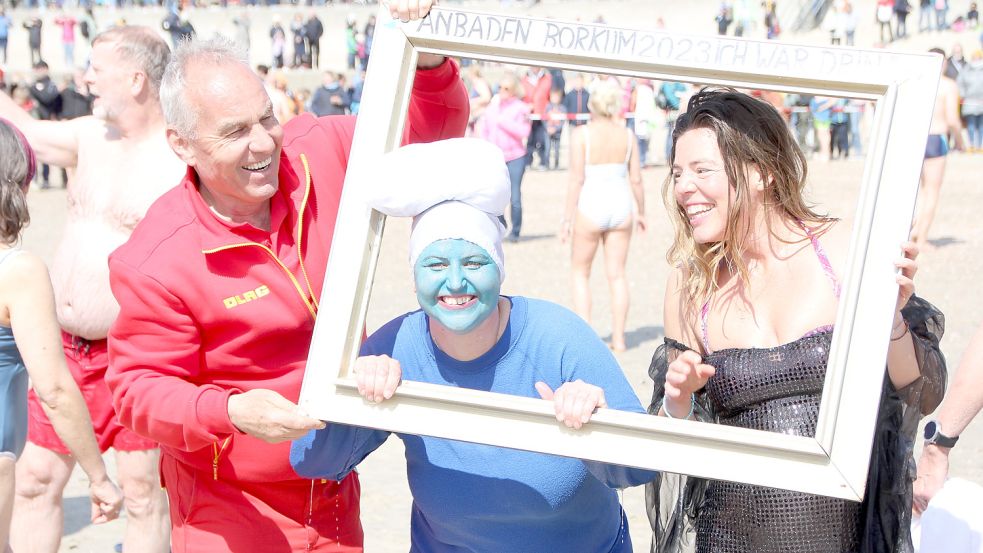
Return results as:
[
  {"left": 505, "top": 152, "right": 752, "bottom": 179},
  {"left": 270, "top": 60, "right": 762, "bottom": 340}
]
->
[
  {"left": 414, "top": 238, "right": 502, "bottom": 335},
  {"left": 291, "top": 138, "right": 655, "bottom": 553}
]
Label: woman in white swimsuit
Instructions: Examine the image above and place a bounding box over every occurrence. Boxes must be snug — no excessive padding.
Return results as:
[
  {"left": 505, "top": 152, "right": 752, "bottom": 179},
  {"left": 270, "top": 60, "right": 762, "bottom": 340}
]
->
[{"left": 561, "top": 83, "right": 646, "bottom": 352}]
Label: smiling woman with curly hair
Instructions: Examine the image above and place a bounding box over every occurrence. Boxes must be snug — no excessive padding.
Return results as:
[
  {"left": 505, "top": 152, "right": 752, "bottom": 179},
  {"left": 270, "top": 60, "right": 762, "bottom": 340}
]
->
[{"left": 647, "top": 88, "right": 946, "bottom": 553}]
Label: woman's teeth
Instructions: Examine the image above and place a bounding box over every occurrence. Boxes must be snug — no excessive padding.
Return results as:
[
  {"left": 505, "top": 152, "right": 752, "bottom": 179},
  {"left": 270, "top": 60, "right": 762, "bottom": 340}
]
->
[
  {"left": 442, "top": 296, "right": 474, "bottom": 306},
  {"left": 686, "top": 204, "right": 714, "bottom": 217}
]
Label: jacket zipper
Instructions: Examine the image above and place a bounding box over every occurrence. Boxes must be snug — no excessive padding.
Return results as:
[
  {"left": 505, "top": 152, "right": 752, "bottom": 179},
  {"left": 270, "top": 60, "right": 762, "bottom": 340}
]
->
[
  {"left": 305, "top": 478, "right": 335, "bottom": 550},
  {"left": 212, "top": 436, "right": 231, "bottom": 480},
  {"left": 296, "top": 154, "right": 320, "bottom": 312}
]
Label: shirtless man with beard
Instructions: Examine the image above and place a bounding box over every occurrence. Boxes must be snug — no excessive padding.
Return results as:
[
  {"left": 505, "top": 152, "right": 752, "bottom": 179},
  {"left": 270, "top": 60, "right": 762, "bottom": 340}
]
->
[{"left": 0, "top": 25, "right": 175, "bottom": 553}]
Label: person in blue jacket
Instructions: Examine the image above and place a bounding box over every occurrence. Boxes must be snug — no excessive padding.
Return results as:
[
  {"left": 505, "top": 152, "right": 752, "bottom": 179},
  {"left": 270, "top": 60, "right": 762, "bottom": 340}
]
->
[{"left": 291, "top": 138, "right": 653, "bottom": 553}]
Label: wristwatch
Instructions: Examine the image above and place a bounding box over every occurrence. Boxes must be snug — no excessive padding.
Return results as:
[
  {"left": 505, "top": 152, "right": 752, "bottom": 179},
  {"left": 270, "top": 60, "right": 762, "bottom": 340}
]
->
[{"left": 923, "top": 420, "right": 959, "bottom": 448}]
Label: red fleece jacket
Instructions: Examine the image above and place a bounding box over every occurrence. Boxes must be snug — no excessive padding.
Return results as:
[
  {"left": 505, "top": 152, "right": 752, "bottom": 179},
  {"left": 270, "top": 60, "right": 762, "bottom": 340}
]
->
[{"left": 106, "top": 59, "right": 468, "bottom": 484}]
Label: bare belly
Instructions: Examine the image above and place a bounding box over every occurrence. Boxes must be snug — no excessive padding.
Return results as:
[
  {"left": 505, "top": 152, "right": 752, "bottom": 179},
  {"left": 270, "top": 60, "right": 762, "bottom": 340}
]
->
[{"left": 51, "top": 217, "right": 132, "bottom": 340}]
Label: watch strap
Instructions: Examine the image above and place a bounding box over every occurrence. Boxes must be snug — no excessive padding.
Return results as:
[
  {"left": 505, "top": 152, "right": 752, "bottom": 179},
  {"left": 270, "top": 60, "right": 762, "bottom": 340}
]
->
[
  {"left": 930, "top": 432, "right": 959, "bottom": 448},
  {"left": 926, "top": 420, "right": 960, "bottom": 448}
]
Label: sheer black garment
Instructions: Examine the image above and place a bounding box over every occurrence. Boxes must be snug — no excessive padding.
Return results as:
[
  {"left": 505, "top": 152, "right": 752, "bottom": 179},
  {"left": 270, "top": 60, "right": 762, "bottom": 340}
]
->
[{"left": 645, "top": 296, "right": 946, "bottom": 553}]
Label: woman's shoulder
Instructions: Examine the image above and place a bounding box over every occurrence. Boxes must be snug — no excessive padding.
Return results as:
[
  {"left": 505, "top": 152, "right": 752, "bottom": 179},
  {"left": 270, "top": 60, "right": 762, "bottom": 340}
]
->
[
  {"left": 512, "top": 297, "right": 614, "bottom": 357},
  {"left": 515, "top": 297, "right": 592, "bottom": 332},
  {"left": 569, "top": 123, "right": 586, "bottom": 140},
  {"left": 363, "top": 309, "right": 426, "bottom": 355},
  {"left": 0, "top": 250, "right": 49, "bottom": 310},
  {"left": 665, "top": 263, "right": 691, "bottom": 294},
  {"left": 663, "top": 264, "right": 704, "bottom": 349},
  {"left": 811, "top": 219, "right": 850, "bottom": 272},
  {"left": 0, "top": 249, "right": 46, "bottom": 281},
  {"left": 494, "top": 98, "right": 524, "bottom": 116},
  {"left": 518, "top": 296, "right": 573, "bottom": 316}
]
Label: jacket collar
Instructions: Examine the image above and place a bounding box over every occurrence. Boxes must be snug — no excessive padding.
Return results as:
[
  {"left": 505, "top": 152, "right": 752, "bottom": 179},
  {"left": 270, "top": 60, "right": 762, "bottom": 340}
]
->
[{"left": 188, "top": 147, "right": 308, "bottom": 252}]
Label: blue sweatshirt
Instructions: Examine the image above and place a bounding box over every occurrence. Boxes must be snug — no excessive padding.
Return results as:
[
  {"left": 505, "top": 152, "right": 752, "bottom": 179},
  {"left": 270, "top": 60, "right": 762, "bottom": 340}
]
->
[{"left": 292, "top": 297, "right": 654, "bottom": 553}]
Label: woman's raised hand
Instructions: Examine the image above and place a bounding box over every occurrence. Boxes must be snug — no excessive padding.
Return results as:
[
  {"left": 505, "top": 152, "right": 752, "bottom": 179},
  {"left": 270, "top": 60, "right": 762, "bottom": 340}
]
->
[
  {"left": 384, "top": 0, "right": 446, "bottom": 68},
  {"left": 895, "top": 241, "right": 919, "bottom": 314},
  {"left": 535, "top": 380, "right": 607, "bottom": 430},
  {"left": 663, "top": 350, "right": 715, "bottom": 418},
  {"left": 385, "top": 0, "right": 434, "bottom": 22},
  {"left": 354, "top": 355, "right": 403, "bottom": 403}
]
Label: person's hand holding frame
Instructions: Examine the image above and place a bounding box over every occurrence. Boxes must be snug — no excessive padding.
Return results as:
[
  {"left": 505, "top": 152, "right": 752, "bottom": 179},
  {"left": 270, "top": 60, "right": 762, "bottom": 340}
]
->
[{"left": 298, "top": 6, "right": 941, "bottom": 501}]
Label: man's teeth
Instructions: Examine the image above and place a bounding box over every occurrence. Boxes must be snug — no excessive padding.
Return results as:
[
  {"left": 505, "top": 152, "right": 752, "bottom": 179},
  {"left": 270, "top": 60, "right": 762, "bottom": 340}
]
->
[
  {"left": 687, "top": 205, "right": 713, "bottom": 216},
  {"left": 243, "top": 157, "right": 272, "bottom": 171},
  {"left": 442, "top": 296, "right": 474, "bottom": 306}
]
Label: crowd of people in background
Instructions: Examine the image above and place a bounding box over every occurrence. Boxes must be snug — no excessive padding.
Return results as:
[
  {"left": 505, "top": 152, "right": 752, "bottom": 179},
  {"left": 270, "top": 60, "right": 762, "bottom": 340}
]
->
[
  {"left": 457, "top": 36, "right": 971, "bottom": 272},
  {"left": 0, "top": 4, "right": 97, "bottom": 66},
  {"left": 715, "top": 0, "right": 782, "bottom": 39},
  {"left": 458, "top": 41, "right": 976, "bottom": 180},
  {"left": 0, "top": 1, "right": 978, "bottom": 258},
  {"left": 828, "top": 0, "right": 982, "bottom": 45},
  {"left": 2, "top": 37, "right": 977, "bottom": 240},
  {"left": 266, "top": 10, "right": 326, "bottom": 69},
  {"left": 0, "top": 62, "right": 90, "bottom": 189},
  {"left": 0, "top": 1, "right": 358, "bottom": 74}
]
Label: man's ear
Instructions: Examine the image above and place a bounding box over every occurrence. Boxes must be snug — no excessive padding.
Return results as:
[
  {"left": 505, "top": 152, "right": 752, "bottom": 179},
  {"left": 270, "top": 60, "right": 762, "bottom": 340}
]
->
[
  {"left": 130, "top": 70, "right": 148, "bottom": 99},
  {"left": 167, "top": 128, "right": 195, "bottom": 166}
]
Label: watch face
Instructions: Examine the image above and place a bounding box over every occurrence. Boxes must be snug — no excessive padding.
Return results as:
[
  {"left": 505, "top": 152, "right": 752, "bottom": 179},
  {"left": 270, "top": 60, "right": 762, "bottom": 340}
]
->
[{"left": 924, "top": 421, "right": 938, "bottom": 441}]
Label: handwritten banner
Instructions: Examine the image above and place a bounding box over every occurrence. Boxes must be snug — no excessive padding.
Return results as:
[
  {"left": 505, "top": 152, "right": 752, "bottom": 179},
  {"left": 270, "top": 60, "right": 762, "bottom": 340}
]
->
[{"left": 414, "top": 10, "right": 900, "bottom": 79}]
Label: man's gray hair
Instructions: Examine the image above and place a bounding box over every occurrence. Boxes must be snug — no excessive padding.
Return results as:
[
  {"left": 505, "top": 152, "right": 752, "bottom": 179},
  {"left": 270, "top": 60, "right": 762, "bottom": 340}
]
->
[
  {"left": 93, "top": 26, "right": 170, "bottom": 98},
  {"left": 159, "top": 37, "right": 249, "bottom": 139}
]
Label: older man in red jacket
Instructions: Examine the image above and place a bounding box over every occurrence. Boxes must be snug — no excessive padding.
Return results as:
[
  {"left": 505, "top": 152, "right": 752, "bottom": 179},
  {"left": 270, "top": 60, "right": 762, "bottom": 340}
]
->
[{"left": 105, "top": 7, "right": 468, "bottom": 552}]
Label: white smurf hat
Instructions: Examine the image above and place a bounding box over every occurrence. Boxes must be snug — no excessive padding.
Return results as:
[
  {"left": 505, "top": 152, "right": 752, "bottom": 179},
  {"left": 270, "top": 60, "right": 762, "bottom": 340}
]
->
[{"left": 361, "top": 138, "right": 511, "bottom": 283}]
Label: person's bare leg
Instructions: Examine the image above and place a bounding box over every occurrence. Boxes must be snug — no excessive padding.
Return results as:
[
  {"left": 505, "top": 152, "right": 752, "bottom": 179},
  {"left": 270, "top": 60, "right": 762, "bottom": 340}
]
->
[
  {"left": 601, "top": 222, "right": 633, "bottom": 352},
  {"left": 0, "top": 455, "right": 15, "bottom": 551},
  {"left": 912, "top": 156, "right": 946, "bottom": 251},
  {"left": 815, "top": 127, "right": 831, "bottom": 162},
  {"left": 115, "top": 449, "right": 169, "bottom": 553},
  {"left": 10, "top": 443, "right": 74, "bottom": 553},
  {"left": 570, "top": 214, "right": 602, "bottom": 324}
]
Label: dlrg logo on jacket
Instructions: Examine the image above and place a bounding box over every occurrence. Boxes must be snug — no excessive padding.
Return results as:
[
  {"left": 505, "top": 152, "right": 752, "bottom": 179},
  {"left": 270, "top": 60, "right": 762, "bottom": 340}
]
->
[{"left": 224, "top": 285, "right": 271, "bottom": 309}]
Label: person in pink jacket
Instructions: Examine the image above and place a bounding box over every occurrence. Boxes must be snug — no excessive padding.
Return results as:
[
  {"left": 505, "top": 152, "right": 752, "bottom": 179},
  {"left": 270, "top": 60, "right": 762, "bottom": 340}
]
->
[
  {"left": 105, "top": 14, "right": 468, "bottom": 553},
  {"left": 481, "top": 71, "right": 531, "bottom": 242}
]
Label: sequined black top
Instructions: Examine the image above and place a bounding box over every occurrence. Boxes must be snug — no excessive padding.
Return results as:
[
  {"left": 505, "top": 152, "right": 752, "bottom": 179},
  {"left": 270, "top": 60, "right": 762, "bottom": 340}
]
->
[
  {"left": 646, "top": 296, "right": 946, "bottom": 553},
  {"left": 697, "top": 330, "right": 860, "bottom": 553}
]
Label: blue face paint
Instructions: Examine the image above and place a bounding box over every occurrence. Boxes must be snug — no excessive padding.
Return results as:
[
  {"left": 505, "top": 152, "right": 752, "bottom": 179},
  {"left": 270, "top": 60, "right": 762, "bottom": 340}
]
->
[{"left": 414, "top": 239, "right": 502, "bottom": 334}]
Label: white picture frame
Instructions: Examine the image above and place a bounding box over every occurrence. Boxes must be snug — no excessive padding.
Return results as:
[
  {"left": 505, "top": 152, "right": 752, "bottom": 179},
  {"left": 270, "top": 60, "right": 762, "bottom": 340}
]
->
[{"left": 298, "top": 6, "right": 941, "bottom": 501}]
